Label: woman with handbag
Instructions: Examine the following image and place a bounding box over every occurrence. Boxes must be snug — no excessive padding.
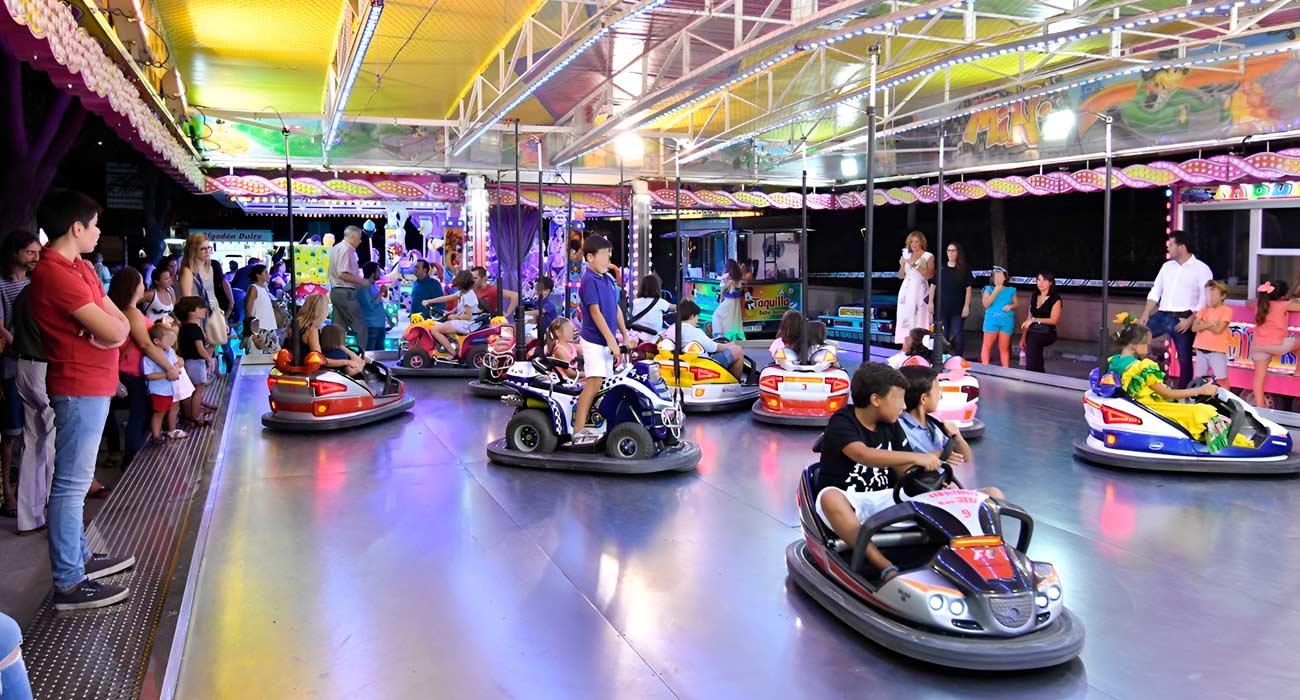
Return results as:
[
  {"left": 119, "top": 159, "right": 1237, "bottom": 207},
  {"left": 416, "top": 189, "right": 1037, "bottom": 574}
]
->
[
  {"left": 1020, "top": 272, "right": 1062, "bottom": 373},
  {"left": 178, "top": 234, "right": 234, "bottom": 371}
]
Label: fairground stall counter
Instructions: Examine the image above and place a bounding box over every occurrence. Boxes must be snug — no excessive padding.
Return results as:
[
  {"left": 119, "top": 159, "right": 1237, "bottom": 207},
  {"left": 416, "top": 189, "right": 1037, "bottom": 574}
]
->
[
  {"left": 1175, "top": 182, "right": 1300, "bottom": 410},
  {"left": 670, "top": 227, "right": 806, "bottom": 338}
]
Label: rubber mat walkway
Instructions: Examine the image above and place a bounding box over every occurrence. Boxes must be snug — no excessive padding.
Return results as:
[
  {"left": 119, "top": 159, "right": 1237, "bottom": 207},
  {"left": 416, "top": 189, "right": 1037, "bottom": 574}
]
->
[{"left": 20, "top": 374, "right": 231, "bottom": 700}]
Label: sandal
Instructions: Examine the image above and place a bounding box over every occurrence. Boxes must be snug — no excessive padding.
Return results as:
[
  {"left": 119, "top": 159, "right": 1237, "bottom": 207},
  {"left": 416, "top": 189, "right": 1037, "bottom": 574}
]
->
[
  {"left": 87, "top": 485, "right": 111, "bottom": 500},
  {"left": 0, "top": 504, "right": 16, "bottom": 518},
  {"left": 169, "top": 429, "right": 189, "bottom": 439},
  {"left": 878, "top": 565, "right": 900, "bottom": 583}
]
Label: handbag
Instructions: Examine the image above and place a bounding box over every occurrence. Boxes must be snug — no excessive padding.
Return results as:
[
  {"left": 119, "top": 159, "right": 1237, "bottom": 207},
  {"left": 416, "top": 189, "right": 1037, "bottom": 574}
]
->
[{"left": 193, "top": 272, "right": 230, "bottom": 346}]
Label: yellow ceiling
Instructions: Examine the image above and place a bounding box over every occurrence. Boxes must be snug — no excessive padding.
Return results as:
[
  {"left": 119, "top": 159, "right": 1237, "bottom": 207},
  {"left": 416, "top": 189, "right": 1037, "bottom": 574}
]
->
[
  {"left": 154, "top": 0, "right": 543, "bottom": 119},
  {"left": 153, "top": 0, "right": 346, "bottom": 113},
  {"left": 346, "top": 0, "right": 543, "bottom": 118}
]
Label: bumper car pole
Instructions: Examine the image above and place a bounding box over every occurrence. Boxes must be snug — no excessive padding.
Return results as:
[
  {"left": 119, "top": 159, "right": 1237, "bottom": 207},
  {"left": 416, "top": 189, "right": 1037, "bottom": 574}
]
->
[
  {"left": 933, "top": 121, "right": 945, "bottom": 366},
  {"left": 1099, "top": 115, "right": 1113, "bottom": 376},
  {"left": 862, "top": 47, "right": 878, "bottom": 360},
  {"left": 673, "top": 150, "right": 683, "bottom": 406}
]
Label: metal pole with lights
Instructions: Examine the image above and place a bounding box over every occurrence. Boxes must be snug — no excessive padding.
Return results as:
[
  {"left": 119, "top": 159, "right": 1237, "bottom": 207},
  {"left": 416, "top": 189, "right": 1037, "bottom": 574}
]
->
[
  {"left": 1042, "top": 109, "right": 1114, "bottom": 376},
  {"left": 566, "top": 162, "right": 574, "bottom": 319}
]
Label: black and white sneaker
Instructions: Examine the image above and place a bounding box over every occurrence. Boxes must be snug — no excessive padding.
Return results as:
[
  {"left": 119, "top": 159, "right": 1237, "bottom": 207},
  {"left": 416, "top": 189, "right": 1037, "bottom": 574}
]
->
[
  {"left": 84, "top": 553, "right": 136, "bottom": 581},
  {"left": 53, "top": 580, "right": 130, "bottom": 611}
]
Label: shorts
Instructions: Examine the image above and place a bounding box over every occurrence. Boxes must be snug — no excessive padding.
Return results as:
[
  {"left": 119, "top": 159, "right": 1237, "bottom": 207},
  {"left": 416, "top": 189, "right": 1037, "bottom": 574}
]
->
[
  {"left": 815, "top": 487, "right": 896, "bottom": 529},
  {"left": 982, "top": 315, "right": 1014, "bottom": 335},
  {"left": 450, "top": 318, "right": 475, "bottom": 335},
  {"left": 1193, "top": 350, "right": 1229, "bottom": 380},
  {"left": 580, "top": 338, "right": 615, "bottom": 378},
  {"left": 0, "top": 376, "right": 22, "bottom": 436},
  {"left": 184, "top": 359, "right": 209, "bottom": 386},
  {"left": 1251, "top": 336, "right": 1299, "bottom": 362},
  {"left": 710, "top": 347, "right": 736, "bottom": 367},
  {"left": 150, "top": 394, "right": 174, "bottom": 413}
]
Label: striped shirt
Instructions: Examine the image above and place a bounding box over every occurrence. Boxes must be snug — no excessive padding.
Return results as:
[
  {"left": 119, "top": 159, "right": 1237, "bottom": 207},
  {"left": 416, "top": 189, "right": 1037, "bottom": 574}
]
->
[{"left": 0, "top": 276, "right": 30, "bottom": 330}]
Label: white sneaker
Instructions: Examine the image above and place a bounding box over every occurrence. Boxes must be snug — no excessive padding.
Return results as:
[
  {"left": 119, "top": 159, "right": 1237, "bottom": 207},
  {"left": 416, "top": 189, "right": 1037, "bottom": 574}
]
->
[
  {"left": 571, "top": 428, "right": 601, "bottom": 446},
  {"left": 169, "top": 429, "right": 189, "bottom": 439}
]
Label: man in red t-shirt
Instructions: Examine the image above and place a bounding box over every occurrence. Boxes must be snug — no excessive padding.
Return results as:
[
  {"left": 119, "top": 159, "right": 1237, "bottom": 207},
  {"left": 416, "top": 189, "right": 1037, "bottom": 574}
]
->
[
  {"left": 471, "top": 266, "right": 517, "bottom": 317},
  {"left": 32, "top": 190, "right": 136, "bottom": 611}
]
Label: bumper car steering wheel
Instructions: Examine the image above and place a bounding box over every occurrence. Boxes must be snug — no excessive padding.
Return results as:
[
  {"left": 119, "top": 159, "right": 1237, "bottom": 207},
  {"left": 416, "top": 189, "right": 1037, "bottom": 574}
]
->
[{"left": 893, "top": 440, "right": 963, "bottom": 504}]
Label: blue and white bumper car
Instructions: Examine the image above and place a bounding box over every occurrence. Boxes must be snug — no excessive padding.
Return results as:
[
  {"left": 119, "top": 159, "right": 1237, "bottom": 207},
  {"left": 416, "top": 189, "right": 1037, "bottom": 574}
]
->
[{"left": 1072, "top": 368, "right": 1300, "bottom": 474}]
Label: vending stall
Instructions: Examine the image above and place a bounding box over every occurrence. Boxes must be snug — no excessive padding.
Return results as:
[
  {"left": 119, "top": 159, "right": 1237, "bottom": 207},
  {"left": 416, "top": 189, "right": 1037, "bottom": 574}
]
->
[
  {"left": 1176, "top": 182, "right": 1300, "bottom": 409},
  {"left": 671, "top": 226, "right": 806, "bottom": 338}
]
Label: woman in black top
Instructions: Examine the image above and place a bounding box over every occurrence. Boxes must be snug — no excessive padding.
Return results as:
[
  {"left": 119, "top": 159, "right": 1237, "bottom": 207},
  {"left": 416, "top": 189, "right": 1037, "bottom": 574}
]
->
[
  {"left": 931, "top": 242, "right": 975, "bottom": 357},
  {"left": 1020, "top": 272, "right": 1062, "bottom": 373}
]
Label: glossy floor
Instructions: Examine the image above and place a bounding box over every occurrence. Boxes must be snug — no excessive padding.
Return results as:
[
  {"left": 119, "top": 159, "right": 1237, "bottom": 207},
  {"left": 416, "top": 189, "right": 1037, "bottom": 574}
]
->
[{"left": 173, "top": 367, "right": 1300, "bottom": 699}]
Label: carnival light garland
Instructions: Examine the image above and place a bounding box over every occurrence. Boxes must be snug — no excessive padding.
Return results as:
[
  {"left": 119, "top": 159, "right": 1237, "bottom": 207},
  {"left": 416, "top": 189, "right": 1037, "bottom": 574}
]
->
[
  {"left": 2, "top": 0, "right": 204, "bottom": 189},
  {"left": 205, "top": 148, "right": 1300, "bottom": 212}
]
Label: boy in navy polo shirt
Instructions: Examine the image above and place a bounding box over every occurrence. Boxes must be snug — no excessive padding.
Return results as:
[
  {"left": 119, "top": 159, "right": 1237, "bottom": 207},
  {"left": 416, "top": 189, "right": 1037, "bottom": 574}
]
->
[{"left": 572, "top": 235, "right": 627, "bottom": 445}]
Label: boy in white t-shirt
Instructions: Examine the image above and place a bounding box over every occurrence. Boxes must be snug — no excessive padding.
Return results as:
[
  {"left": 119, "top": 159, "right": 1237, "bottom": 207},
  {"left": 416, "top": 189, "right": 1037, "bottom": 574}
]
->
[{"left": 670, "top": 299, "right": 745, "bottom": 380}]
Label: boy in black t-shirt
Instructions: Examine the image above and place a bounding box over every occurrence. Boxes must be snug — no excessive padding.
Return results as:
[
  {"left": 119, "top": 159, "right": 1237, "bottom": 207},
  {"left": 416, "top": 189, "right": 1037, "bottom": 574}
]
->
[{"left": 816, "top": 363, "right": 942, "bottom": 583}]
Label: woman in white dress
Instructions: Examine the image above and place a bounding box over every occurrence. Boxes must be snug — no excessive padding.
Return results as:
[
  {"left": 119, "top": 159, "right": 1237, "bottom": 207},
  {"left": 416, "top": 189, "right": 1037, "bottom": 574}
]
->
[
  {"left": 712, "top": 259, "right": 746, "bottom": 341},
  {"left": 894, "top": 230, "right": 934, "bottom": 344}
]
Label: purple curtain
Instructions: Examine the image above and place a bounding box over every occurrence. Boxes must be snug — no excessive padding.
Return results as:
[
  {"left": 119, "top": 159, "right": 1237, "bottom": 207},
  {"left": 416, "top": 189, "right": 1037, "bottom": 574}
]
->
[{"left": 489, "top": 205, "right": 541, "bottom": 293}]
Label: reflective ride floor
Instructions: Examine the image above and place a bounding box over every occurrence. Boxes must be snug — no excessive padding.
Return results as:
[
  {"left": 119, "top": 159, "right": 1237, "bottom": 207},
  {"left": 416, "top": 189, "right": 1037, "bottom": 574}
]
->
[{"left": 173, "top": 366, "right": 1300, "bottom": 699}]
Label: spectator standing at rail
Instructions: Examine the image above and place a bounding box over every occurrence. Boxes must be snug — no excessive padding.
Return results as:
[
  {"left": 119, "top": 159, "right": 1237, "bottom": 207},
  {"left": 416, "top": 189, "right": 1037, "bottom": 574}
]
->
[
  {"left": 0, "top": 231, "right": 38, "bottom": 519},
  {"left": 32, "top": 190, "right": 136, "bottom": 611},
  {"left": 1138, "top": 231, "right": 1213, "bottom": 389}
]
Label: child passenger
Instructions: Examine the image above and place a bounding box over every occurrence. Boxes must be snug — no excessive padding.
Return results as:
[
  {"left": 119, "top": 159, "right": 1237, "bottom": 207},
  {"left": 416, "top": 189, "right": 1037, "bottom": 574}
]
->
[
  {"left": 670, "top": 299, "right": 746, "bottom": 381},
  {"left": 770, "top": 310, "right": 804, "bottom": 357},
  {"left": 546, "top": 317, "right": 580, "bottom": 380},
  {"left": 897, "top": 365, "right": 976, "bottom": 466},
  {"left": 816, "top": 363, "right": 1003, "bottom": 583},
  {"left": 1109, "top": 313, "right": 1233, "bottom": 448},
  {"left": 319, "top": 324, "right": 366, "bottom": 378}
]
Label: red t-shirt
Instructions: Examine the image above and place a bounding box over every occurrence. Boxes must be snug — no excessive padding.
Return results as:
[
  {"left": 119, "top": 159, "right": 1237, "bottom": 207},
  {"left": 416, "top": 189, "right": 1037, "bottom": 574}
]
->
[
  {"left": 31, "top": 247, "right": 120, "bottom": 396},
  {"left": 479, "top": 284, "right": 500, "bottom": 314}
]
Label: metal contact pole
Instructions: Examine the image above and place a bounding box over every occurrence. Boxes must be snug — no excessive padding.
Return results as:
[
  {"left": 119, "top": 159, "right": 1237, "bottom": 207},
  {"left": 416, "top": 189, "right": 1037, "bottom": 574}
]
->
[
  {"left": 673, "top": 157, "right": 683, "bottom": 403},
  {"left": 566, "top": 162, "right": 574, "bottom": 319},
  {"left": 801, "top": 143, "right": 808, "bottom": 319},
  {"left": 933, "top": 122, "right": 945, "bottom": 365},
  {"left": 510, "top": 120, "right": 518, "bottom": 318},
  {"left": 1099, "top": 117, "right": 1113, "bottom": 376},
  {"left": 862, "top": 46, "right": 879, "bottom": 360},
  {"left": 528, "top": 139, "right": 542, "bottom": 361},
  {"left": 284, "top": 127, "right": 297, "bottom": 318}
]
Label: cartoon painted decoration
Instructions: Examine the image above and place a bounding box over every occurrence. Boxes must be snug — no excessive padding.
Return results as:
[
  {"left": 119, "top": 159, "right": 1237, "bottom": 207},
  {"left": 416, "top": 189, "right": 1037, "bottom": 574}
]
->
[{"left": 295, "top": 244, "right": 330, "bottom": 286}]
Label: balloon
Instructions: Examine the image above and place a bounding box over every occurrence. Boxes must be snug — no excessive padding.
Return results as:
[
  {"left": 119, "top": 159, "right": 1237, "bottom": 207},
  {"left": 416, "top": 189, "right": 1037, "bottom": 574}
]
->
[
  {"left": 363, "top": 220, "right": 377, "bottom": 233},
  {"left": 322, "top": 233, "right": 336, "bottom": 247}
]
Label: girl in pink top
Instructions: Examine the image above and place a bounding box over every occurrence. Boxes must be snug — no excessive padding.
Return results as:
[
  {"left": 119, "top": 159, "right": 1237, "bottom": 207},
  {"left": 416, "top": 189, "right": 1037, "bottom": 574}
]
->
[
  {"left": 1249, "top": 280, "right": 1300, "bottom": 406},
  {"left": 546, "top": 317, "right": 580, "bottom": 380}
]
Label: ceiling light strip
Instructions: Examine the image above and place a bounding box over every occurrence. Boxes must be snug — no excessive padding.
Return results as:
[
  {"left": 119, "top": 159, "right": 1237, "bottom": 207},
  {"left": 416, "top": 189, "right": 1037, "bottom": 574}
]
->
[
  {"left": 671, "top": 0, "right": 1272, "bottom": 166},
  {"left": 324, "top": 0, "right": 386, "bottom": 153},
  {"left": 452, "top": 0, "right": 672, "bottom": 158}
]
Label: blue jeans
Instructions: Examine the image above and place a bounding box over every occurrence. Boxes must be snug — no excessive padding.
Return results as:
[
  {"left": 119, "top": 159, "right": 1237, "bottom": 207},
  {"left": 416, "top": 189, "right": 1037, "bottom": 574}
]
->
[
  {"left": 0, "top": 611, "right": 32, "bottom": 700},
  {"left": 48, "top": 395, "right": 111, "bottom": 591},
  {"left": 1151, "top": 311, "right": 1195, "bottom": 389},
  {"left": 366, "top": 327, "right": 386, "bottom": 352},
  {"left": 121, "top": 373, "right": 150, "bottom": 462}
]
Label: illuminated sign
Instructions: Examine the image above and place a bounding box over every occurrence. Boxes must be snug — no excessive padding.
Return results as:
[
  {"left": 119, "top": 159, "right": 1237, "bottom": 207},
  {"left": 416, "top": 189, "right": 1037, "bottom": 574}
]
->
[{"left": 1213, "top": 181, "right": 1300, "bottom": 201}]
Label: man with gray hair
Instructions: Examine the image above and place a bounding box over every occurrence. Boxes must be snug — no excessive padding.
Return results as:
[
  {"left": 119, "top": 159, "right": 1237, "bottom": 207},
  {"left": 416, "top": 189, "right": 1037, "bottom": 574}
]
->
[{"left": 328, "top": 225, "right": 369, "bottom": 346}]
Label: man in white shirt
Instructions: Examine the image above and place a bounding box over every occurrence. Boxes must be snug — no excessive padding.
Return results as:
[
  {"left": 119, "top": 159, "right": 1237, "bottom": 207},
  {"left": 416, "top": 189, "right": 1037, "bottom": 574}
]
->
[
  {"left": 328, "top": 226, "right": 370, "bottom": 347},
  {"left": 1138, "top": 231, "right": 1213, "bottom": 389}
]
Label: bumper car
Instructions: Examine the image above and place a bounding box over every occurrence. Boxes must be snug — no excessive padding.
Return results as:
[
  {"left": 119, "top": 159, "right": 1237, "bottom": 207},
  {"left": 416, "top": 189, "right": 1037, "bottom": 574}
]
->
[
  {"left": 262, "top": 347, "right": 414, "bottom": 432},
  {"left": 391, "top": 312, "right": 505, "bottom": 378},
  {"left": 1073, "top": 368, "right": 1300, "bottom": 474},
  {"left": 897, "top": 355, "right": 984, "bottom": 440},
  {"left": 751, "top": 345, "right": 850, "bottom": 428},
  {"left": 467, "top": 324, "right": 541, "bottom": 398},
  {"left": 487, "top": 356, "right": 700, "bottom": 474},
  {"left": 787, "top": 443, "right": 1084, "bottom": 670},
  {"left": 654, "top": 338, "right": 759, "bottom": 412}
]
